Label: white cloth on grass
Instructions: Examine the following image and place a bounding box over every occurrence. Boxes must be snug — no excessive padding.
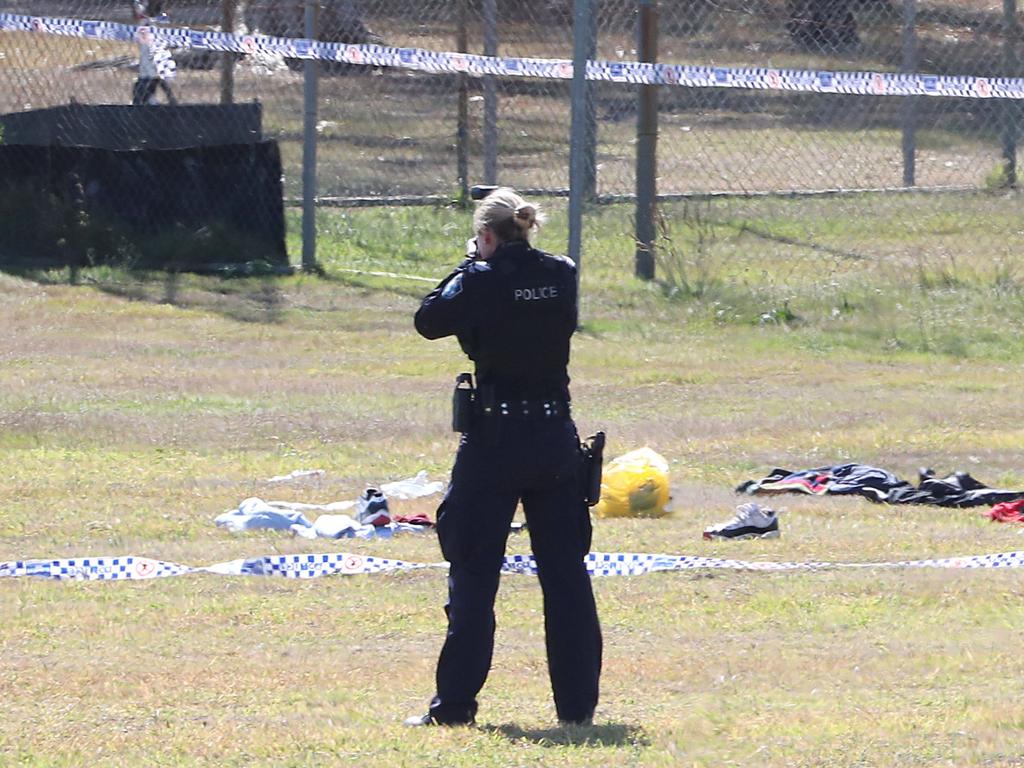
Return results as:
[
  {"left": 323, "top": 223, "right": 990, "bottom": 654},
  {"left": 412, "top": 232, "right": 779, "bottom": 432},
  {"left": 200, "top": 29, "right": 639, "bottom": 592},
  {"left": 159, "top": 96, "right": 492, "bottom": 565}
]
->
[
  {"left": 214, "top": 498, "right": 427, "bottom": 539},
  {"left": 261, "top": 469, "right": 443, "bottom": 500},
  {"left": 215, "top": 497, "right": 313, "bottom": 532},
  {"left": 266, "top": 469, "right": 327, "bottom": 484},
  {"left": 380, "top": 471, "right": 445, "bottom": 499},
  {"left": 214, "top": 471, "right": 444, "bottom": 539}
]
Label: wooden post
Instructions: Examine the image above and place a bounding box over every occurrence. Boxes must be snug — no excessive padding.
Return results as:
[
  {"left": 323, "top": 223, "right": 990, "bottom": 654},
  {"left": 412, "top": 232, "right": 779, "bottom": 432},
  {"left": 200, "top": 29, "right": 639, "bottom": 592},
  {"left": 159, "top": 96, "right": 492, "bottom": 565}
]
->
[
  {"left": 301, "top": 0, "right": 319, "bottom": 270},
  {"left": 900, "top": 0, "right": 917, "bottom": 187},
  {"left": 635, "top": 0, "right": 658, "bottom": 280},
  {"left": 568, "top": 0, "right": 591, "bottom": 271},
  {"left": 220, "top": 0, "right": 236, "bottom": 104},
  {"left": 456, "top": 0, "right": 470, "bottom": 205},
  {"left": 1003, "top": 0, "right": 1019, "bottom": 187},
  {"left": 483, "top": 0, "right": 499, "bottom": 185}
]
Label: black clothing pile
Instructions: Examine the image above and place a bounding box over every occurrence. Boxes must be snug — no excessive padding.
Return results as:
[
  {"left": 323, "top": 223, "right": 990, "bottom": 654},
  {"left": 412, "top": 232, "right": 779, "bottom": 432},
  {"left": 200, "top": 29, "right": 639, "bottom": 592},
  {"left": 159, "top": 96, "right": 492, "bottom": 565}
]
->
[{"left": 736, "top": 463, "right": 1024, "bottom": 508}]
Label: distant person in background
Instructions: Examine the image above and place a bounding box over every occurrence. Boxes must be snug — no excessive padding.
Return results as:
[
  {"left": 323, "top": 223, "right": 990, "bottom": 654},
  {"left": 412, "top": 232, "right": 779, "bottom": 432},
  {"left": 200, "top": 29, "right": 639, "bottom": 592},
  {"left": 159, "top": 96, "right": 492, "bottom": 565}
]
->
[{"left": 131, "top": 0, "right": 177, "bottom": 105}]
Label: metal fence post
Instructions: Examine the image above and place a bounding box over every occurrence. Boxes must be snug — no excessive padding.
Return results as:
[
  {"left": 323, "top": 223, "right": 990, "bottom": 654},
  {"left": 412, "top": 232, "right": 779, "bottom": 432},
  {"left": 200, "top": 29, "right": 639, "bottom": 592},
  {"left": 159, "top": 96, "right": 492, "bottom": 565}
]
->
[
  {"left": 456, "top": 0, "right": 470, "bottom": 204},
  {"left": 1004, "top": 0, "right": 1019, "bottom": 187},
  {"left": 635, "top": 0, "right": 658, "bottom": 281},
  {"left": 220, "top": 0, "right": 235, "bottom": 105},
  {"left": 583, "top": 5, "right": 598, "bottom": 202},
  {"left": 568, "top": 0, "right": 591, "bottom": 273},
  {"left": 901, "top": 0, "right": 917, "bottom": 187},
  {"left": 483, "top": 0, "right": 499, "bottom": 185},
  {"left": 301, "top": 0, "right": 318, "bottom": 270}
]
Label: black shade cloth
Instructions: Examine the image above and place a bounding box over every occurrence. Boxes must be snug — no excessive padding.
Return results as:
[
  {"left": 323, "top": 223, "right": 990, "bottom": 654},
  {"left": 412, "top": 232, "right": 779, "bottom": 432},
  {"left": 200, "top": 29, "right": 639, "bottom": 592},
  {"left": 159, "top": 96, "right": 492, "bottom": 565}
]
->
[{"left": 0, "top": 141, "right": 286, "bottom": 272}]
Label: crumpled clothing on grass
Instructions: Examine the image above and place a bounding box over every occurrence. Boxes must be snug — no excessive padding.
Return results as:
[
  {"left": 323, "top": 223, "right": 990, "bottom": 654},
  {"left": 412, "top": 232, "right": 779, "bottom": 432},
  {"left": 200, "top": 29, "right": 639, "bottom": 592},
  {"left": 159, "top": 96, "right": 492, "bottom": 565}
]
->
[{"left": 215, "top": 471, "right": 443, "bottom": 539}]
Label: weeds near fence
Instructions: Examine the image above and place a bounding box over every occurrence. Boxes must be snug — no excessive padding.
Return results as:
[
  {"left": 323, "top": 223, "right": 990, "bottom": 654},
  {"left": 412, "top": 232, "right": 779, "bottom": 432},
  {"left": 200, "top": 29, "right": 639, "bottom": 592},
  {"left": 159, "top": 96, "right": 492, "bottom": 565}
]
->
[
  {"left": 652, "top": 200, "right": 723, "bottom": 301},
  {"left": 651, "top": 201, "right": 803, "bottom": 328}
]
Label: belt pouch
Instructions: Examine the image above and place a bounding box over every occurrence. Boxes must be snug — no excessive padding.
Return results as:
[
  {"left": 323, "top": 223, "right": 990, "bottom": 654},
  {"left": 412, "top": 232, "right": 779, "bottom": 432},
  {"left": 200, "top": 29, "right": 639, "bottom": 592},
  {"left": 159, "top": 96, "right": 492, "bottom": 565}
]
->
[
  {"left": 452, "top": 373, "right": 475, "bottom": 433},
  {"left": 581, "top": 431, "right": 606, "bottom": 506}
]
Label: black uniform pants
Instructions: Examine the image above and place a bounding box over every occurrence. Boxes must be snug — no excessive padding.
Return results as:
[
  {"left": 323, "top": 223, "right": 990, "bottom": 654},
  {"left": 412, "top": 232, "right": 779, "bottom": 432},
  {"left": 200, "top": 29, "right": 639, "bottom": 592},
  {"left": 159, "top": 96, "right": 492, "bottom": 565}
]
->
[
  {"left": 132, "top": 77, "right": 175, "bottom": 106},
  {"left": 428, "top": 416, "right": 602, "bottom": 724}
]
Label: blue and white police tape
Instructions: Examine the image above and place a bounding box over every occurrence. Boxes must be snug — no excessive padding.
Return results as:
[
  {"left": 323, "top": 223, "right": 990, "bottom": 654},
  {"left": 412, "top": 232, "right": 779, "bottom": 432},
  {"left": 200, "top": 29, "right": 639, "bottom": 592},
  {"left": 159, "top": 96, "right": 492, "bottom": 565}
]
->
[
  {"left": 3, "top": 550, "right": 1024, "bottom": 582},
  {"left": 0, "top": 553, "right": 432, "bottom": 581},
  {"left": 3, "top": 12, "right": 1024, "bottom": 101}
]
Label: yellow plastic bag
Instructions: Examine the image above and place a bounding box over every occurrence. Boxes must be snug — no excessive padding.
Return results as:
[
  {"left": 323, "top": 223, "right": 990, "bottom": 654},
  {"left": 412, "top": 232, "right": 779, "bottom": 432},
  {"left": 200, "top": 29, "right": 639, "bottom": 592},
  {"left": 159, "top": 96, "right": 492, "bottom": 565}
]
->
[{"left": 592, "top": 447, "right": 671, "bottom": 519}]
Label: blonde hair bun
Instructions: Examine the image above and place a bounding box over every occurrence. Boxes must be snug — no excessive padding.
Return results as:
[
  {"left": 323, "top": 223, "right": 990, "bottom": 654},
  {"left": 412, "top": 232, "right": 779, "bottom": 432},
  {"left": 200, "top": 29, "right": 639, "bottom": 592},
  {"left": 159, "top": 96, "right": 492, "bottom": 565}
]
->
[
  {"left": 473, "top": 187, "right": 544, "bottom": 242},
  {"left": 514, "top": 204, "right": 537, "bottom": 229}
]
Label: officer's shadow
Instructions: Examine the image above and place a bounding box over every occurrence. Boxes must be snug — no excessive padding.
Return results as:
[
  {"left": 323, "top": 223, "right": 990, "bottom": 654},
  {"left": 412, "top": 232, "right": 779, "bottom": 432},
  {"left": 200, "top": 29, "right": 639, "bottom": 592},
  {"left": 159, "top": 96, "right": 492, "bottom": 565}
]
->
[{"left": 486, "top": 721, "right": 648, "bottom": 748}]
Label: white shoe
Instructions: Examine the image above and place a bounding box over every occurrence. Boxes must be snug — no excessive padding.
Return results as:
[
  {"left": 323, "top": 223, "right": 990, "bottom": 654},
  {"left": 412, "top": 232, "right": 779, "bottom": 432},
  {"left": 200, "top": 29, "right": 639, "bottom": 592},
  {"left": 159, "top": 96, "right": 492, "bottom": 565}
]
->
[
  {"left": 355, "top": 488, "right": 391, "bottom": 526},
  {"left": 703, "top": 503, "right": 780, "bottom": 540}
]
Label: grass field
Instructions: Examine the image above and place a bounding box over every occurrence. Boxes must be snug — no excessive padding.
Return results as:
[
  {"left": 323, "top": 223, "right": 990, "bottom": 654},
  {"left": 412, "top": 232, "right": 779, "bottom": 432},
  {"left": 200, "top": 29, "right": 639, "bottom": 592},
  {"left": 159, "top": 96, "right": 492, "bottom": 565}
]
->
[{"left": 3, "top": 194, "right": 1024, "bottom": 766}]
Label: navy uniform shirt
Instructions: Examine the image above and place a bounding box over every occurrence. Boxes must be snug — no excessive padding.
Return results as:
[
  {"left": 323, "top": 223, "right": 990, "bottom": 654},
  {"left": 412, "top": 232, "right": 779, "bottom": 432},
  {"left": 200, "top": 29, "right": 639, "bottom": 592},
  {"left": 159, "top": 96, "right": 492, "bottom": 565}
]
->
[{"left": 415, "top": 239, "right": 578, "bottom": 401}]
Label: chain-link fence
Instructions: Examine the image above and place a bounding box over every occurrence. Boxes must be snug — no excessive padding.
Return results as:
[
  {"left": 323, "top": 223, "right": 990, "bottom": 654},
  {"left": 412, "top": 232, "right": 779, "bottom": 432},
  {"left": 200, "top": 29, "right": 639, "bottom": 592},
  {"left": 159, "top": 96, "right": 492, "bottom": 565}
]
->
[
  {"left": 643, "top": 0, "right": 1021, "bottom": 194},
  {"left": 0, "top": 0, "right": 1021, "bottom": 269}
]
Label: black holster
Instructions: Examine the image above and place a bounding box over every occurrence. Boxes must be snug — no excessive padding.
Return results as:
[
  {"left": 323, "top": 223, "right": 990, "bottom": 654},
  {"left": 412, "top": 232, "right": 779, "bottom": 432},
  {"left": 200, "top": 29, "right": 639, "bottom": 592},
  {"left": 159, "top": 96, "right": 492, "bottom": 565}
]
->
[
  {"left": 580, "top": 431, "right": 606, "bottom": 507},
  {"left": 452, "top": 373, "right": 475, "bottom": 433}
]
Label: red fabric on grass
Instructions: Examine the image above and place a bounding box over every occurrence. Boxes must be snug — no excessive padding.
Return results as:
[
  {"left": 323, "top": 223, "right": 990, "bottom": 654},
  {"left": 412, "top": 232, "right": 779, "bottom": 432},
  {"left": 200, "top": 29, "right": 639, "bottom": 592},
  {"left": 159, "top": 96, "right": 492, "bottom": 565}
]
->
[{"left": 983, "top": 500, "right": 1024, "bottom": 524}]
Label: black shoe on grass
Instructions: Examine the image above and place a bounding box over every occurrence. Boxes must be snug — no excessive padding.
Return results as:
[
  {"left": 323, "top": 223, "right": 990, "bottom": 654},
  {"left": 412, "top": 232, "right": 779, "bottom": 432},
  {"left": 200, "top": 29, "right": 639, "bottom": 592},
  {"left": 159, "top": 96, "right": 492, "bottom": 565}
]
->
[{"left": 403, "top": 713, "right": 474, "bottom": 727}]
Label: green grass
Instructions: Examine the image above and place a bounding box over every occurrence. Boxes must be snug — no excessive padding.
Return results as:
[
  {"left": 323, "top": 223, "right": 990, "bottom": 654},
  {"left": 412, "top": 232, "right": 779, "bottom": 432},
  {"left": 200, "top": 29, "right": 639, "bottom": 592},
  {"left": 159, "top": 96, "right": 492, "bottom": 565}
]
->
[{"left": 3, "top": 194, "right": 1024, "bottom": 766}]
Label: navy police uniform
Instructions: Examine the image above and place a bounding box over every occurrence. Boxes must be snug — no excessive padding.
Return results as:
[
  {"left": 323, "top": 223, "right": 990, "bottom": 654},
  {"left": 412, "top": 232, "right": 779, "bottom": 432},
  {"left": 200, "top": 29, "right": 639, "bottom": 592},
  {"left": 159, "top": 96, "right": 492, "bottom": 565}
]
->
[{"left": 415, "top": 238, "right": 602, "bottom": 725}]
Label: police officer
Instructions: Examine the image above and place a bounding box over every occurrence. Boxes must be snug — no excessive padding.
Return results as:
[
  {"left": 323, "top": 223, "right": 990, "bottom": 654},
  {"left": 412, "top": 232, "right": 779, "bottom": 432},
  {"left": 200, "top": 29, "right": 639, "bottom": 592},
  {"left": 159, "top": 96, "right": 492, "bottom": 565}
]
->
[{"left": 407, "top": 188, "right": 602, "bottom": 728}]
